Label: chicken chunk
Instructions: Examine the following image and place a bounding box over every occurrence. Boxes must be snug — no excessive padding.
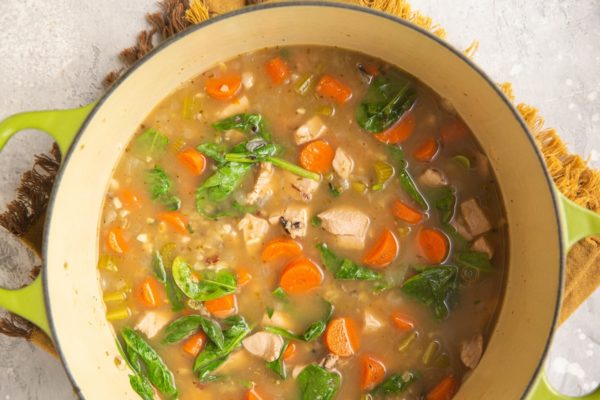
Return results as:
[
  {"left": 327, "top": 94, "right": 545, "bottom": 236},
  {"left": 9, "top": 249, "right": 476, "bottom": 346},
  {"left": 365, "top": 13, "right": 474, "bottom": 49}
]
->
[
  {"left": 460, "top": 198, "right": 492, "bottom": 236},
  {"left": 238, "top": 213, "right": 269, "bottom": 247},
  {"left": 471, "top": 235, "right": 494, "bottom": 258},
  {"left": 294, "top": 116, "right": 327, "bottom": 145},
  {"left": 272, "top": 205, "right": 309, "bottom": 238},
  {"left": 217, "top": 95, "right": 250, "bottom": 119},
  {"left": 451, "top": 215, "right": 474, "bottom": 241},
  {"left": 246, "top": 162, "right": 274, "bottom": 206},
  {"left": 332, "top": 148, "right": 354, "bottom": 179},
  {"left": 242, "top": 331, "right": 285, "bottom": 362},
  {"left": 134, "top": 311, "right": 171, "bottom": 339},
  {"left": 319, "top": 353, "right": 339, "bottom": 371},
  {"left": 318, "top": 207, "right": 370, "bottom": 249},
  {"left": 363, "top": 310, "right": 384, "bottom": 332},
  {"left": 290, "top": 175, "right": 320, "bottom": 202},
  {"left": 418, "top": 168, "right": 447, "bottom": 187},
  {"left": 460, "top": 334, "right": 483, "bottom": 369}
]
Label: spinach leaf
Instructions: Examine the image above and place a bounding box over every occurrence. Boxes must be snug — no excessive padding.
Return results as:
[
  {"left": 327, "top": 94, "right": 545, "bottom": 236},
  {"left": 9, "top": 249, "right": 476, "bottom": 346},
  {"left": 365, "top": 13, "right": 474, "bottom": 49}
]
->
[
  {"left": 371, "top": 371, "right": 419, "bottom": 397},
  {"left": 356, "top": 76, "right": 417, "bottom": 133},
  {"left": 134, "top": 128, "right": 169, "bottom": 156},
  {"left": 197, "top": 142, "right": 228, "bottom": 165},
  {"left": 264, "top": 326, "right": 301, "bottom": 341},
  {"left": 429, "top": 186, "right": 456, "bottom": 224},
  {"left": 272, "top": 287, "right": 287, "bottom": 299},
  {"left": 454, "top": 250, "right": 493, "bottom": 272},
  {"left": 172, "top": 256, "right": 237, "bottom": 301},
  {"left": 121, "top": 328, "right": 177, "bottom": 397},
  {"left": 193, "top": 316, "right": 251, "bottom": 381},
  {"left": 152, "top": 250, "right": 167, "bottom": 283},
  {"left": 388, "top": 146, "right": 427, "bottom": 209},
  {"left": 316, "top": 243, "right": 381, "bottom": 280},
  {"left": 265, "top": 301, "right": 333, "bottom": 342},
  {"left": 145, "top": 167, "right": 181, "bottom": 211},
  {"left": 128, "top": 374, "right": 155, "bottom": 400},
  {"left": 213, "top": 113, "right": 272, "bottom": 141},
  {"left": 266, "top": 341, "right": 289, "bottom": 379},
  {"left": 401, "top": 266, "right": 458, "bottom": 319},
  {"left": 195, "top": 161, "right": 253, "bottom": 217},
  {"left": 442, "top": 222, "right": 469, "bottom": 251},
  {"left": 297, "top": 364, "right": 341, "bottom": 400},
  {"left": 162, "top": 315, "right": 225, "bottom": 349},
  {"left": 165, "top": 275, "right": 185, "bottom": 312}
]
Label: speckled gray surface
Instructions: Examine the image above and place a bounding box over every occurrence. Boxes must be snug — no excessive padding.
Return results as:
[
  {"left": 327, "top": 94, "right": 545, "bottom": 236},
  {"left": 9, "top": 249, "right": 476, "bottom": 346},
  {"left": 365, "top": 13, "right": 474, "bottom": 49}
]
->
[{"left": 0, "top": 0, "right": 598, "bottom": 398}]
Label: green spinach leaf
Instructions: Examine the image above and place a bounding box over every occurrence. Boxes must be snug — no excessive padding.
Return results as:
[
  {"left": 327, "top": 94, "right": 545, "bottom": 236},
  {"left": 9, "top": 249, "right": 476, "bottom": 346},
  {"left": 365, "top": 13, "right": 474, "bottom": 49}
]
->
[
  {"left": 266, "top": 341, "right": 289, "bottom": 379},
  {"left": 265, "top": 301, "right": 333, "bottom": 342},
  {"left": 195, "top": 161, "right": 253, "bottom": 217},
  {"left": 371, "top": 371, "right": 419, "bottom": 397},
  {"left": 297, "top": 364, "right": 341, "bottom": 400},
  {"left": 316, "top": 243, "right": 381, "bottom": 280},
  {"left": 121, "top": 328, "right": 177, "bottom": 397},
  {"left": 134, "top": 128, "right": 169, "bottom": 156},
  {"left": 213, "top": 113, "right": 272, "bottom": 141},
  {"left": 429, "top": 186, "right": 456, "bottom": 224},
  {"left": 152, "top": 250, "right": 167, "bottom": 283},
  {"left": 145, "top": 167, "right": 181, "bottom": 211},
  {"left": 172, "top": 256, "right": 237, "bottom": 301},
  {"left": 197, "top": 142, "right": 228, "bottom": 165},
  {"left": 401, "top": 266, "right": 457, "bottom": 319},
  {"left": 454, "top": 250, "right": 493, "bottom": 272},
  {"left": 128, "top": 374, "right": 155, "bottom": 400},
  {"left": 162, "top": 315, "right": 225, "bottom": 350},
  {"left": 165, "top": 274, "right": 185, "bottom": 312},
  {"left": 388, "top": 146, "right": 427, "bottom": 209}
]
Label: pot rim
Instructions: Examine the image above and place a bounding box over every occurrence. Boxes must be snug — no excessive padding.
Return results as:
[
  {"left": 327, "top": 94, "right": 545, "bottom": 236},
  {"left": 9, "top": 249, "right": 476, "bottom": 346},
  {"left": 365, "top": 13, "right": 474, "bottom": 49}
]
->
[{"left": 41, "top": 2, "right": 564, "bottom": 398}]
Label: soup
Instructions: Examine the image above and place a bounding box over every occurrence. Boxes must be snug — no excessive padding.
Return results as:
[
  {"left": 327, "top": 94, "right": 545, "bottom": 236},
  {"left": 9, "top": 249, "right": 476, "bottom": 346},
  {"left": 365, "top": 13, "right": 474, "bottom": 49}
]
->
[{"left": 98, "top": 46, "right": 506, "bottom": 400}]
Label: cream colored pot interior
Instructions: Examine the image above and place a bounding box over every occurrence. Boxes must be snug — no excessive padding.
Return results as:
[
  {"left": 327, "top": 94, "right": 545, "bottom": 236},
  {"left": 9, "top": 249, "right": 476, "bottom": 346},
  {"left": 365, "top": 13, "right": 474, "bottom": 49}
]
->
[{"left": 46, "top": 4, "right": 561, "bottom": 399}]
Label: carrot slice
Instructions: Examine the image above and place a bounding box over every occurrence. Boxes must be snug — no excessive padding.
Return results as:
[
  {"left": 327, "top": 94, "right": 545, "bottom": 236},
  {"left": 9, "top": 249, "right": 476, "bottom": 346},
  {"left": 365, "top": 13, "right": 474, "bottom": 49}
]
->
[
  {"left": 299, "top": 139, "right": 335, "bottom": 173},
  {"left": 362, "top": 228, "right": 399, "bottom": 268},
  {"left": 282, "top": 341, "right": 297, "bottom": 361},
  {"left": 136, "top": 277, "right": 162, "bottom": 308},
  {"left": 265, "top": 56, "right": 290, "bottom": 85},
  {"left": 182, "top": 332, "right": 207, "bottom": 356},
  {"left": 392, "top": 200, "right": 424, "bottom": 225},
  {"left": 324, "top": 317, "right": 360, "bottom": 357},
  {"left": 157, "top": 211, "right": 188, "bottom": 234},
  {"left": 361, "top": 355, "right": 386, "bottom": 390},
  {"left": 440, "top": 119, "right": 468, "bottom": 144},
  {"left": 106, "top": 226, "right": 128, "bottom": 254},
  {"left": 119, "top": 188, "right": 141, "bottom": 210},
  {"left": 391, "top": 312, "right": 415, "bottom": 331},
  {"left": 417, "top": 228, "right": 449, "bottom": 264},
  {"left": 261, "top": 237, "right": 303, "bottom": 262},
  {"left": 279, "top": 257, "right": 323, "bottom": 294},
  {"left": 426, "top": 375, "right": 457, "bottom": 400},
  {"left": 316, "top": 75, "right": 352, "bottom": 104},
  {"left": 177, "top": 148, "right": 206, "bottom": 176},
  {"left": 246, "top": 388, "right": 265, "bottom": 400},
  {"left": 236, "top": 267, "right": 253, "bottom": 287},
  {"left": 204, "top": 294, "right": 238, "bottom": 319},
  {"left": 414, "top": 138, "right": 439, "bottom": 162},
  {"left": 373, "top": 112, "right": 415, "bottom": 144},
  {"left": 205, "top": 74, "right": 242, "bottom": 101}
]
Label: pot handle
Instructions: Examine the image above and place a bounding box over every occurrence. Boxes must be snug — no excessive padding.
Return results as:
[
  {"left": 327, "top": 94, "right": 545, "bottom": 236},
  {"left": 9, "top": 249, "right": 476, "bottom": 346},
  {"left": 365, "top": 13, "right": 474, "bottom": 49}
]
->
[
  {"left": 0, "top": 103, "right": 95, "bottom": 336},
  {"left": 527, "top": 194, "right": 600, "bottom": 399}
]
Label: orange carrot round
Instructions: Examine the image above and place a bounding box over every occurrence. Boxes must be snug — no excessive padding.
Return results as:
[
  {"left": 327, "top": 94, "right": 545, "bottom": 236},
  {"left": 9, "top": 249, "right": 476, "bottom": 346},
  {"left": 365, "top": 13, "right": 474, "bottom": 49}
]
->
[
  {"left": 360, "top": 355, "right": 386, "bottom": 390},
  {"left": 177, "top": 148, "right": 206, "bottom": 175},
  {"left": 299, "top": 139, "right": 335, "bottom": 173},
  {"left": 106, "top": 226, "right": 128, "bottom": 254},
  {"left": 204, "top": 294, "right": 238, "bottom": 319},
  {"left": 136, "top": 277, "right": 162, "bottom": 308},
  {"left": 261, "top": 237, "right": 303, "bottom": 262},
  {"left": 205, "top": 74, "right": 242, "bottom": 101},
  {"left": 265, "top": 56, "right": 290, "bottom": 84},
  {"left": 414, "top": 138, "right": 439, "bottom": 162},
  {"left": 426, "top": 375, "right": 457, "bottom": 400},
  {"left": 182, "top": 332, "right": 207, "bottom": 356},
  {"left": 392, "top": 200, "right": 424, "bottom": 225},
  {"left": 324, "top": 317, "right": 360, "bottom": 357},
  {"left": 373, "top": 112, "right": 415, "bottom": 144},
  {"left": 236, "top": 267, "right": 253, "bottom": 287},
  {"left": 158, "top": 211, "right": 188, "bottom": 234},
  {"left": 282, "top": 342, "right": 297, "bottom": 361},
  {"left": 362, "top": 228, "right": 399, "bottom": 268},
  {"left": 246, "top": 388, "right": 265, "bottom": 400},
  {"left": 316, "top": 75, "right": 353, "bottom": 104},
  {"left": 391, "top": 312, "right": 415, "bottom": 332},
  {"left": 418, "top": 228, "right": 449, "bottom": 264},
  {"left": 279, "top": 257, "right": 323, "bottom": 294},
  {"left": 119, "top": 188, "right": 141, "bottom": 210}
]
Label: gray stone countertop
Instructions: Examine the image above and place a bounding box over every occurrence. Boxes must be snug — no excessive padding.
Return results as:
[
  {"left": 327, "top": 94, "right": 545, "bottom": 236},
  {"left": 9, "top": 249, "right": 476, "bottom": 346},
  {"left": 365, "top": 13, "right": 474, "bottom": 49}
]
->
[{"left": 0, "top": 0, "right": 598, "bottom": 398}]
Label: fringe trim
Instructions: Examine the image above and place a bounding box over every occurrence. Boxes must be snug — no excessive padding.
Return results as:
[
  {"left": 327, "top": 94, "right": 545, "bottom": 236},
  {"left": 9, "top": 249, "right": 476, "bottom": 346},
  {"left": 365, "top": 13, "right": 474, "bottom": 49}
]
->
[{"left": 185, "top": 0, "right": 210, "bottom": 24}]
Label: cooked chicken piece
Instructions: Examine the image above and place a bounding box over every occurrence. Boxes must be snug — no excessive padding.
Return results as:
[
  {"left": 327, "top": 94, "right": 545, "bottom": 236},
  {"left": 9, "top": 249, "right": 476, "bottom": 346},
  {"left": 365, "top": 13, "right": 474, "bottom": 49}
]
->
[
  {"left": 318, "top": 207, "right": 370, "bottom": 249},
  {"left": 217, "top": 95, "right": 249, "bottom": 119},
  {"left": 289, "top": 174, "right": 320, "bottom": 202},
  {"left": 471, "top": 235, "right": 494, "bottom": 258},
  {"left": 319, "top": 353, "right": 339, "bottom": 371},
  {"left": 418, "top": 168, "right": 447, "bottom": 186},
  {"left": 272, "top": 205, "right": 309, "bottom": 238},
  {"left": 246, "top": 162, "right": 274, "bottom": 206},
  {"left": 241, "top": 71, "right": 254, "bottom": 89},
  {"left": 134, "top": 311, "right": 171, "bottom": 339},
  {"left": 238, "top": 213, "right": 270, "bottom": 247},
  {"left": 294, "top": 115, "right": 327, "bottom": 145},
  {"left": 460, "top": 198, "right": 492, "bottom": 236},
  {"left": 451, "top": 215, "right": 474, "bottom": 241},
  {"left": 460, "top": 334, "right": 483, "bottom": 369},
  {"left": 332, "top": 148, "right": 354, "bottom": 179},
  {"left": 242, "top": 331, "right": 285, "bottom": 362},
  {"left": 363, "top": 310, "right": 384, "bottom": 332}
]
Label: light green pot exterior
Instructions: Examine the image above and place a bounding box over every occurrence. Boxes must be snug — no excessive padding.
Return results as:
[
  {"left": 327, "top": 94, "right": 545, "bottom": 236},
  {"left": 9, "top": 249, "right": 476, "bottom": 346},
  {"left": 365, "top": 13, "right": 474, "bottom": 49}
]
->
[{"left": 0, "top": 2, "right": 598, "bottom": 399}]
